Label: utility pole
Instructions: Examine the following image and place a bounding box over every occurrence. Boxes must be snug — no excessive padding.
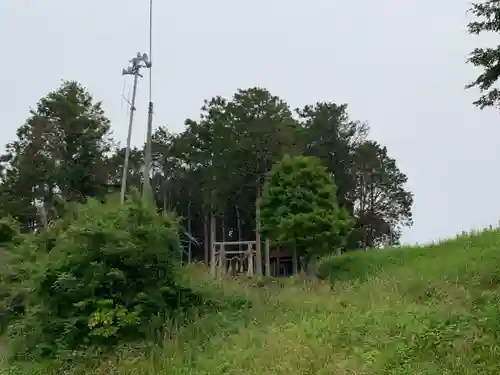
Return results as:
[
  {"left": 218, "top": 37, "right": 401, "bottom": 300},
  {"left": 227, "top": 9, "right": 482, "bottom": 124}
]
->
[
  {"left": 120, "top": 52, "right": 151, "bottom": 204},
  {"left": 142, "top": 101, "right": 153, "bottom": 200},
  {"left": 143, "top": 0, "right": 155, "bottom": 201}
]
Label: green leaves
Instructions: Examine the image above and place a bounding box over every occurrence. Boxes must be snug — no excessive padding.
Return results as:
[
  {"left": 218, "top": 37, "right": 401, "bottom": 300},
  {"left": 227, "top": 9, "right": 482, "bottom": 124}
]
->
[
  {"left": 0, "top": 216, "right": 20, "bottom": 245},
  {"left": 0, "top": 81, "right": 113, "bottom": 229},
  {"left": 0, "top": 80, "right": 413, "bottom": 269},
  {"left": 260, "top": 155, "right": 354, "bottom": 261},
  {"left": 6, "top": 195, "right": 201, "bottom": 358},
  {"left": 466, "top": 1, "right": 500, "bottom": 108},
  {"left": 350, "top": 141, "right": 413, "bottom": 248}
]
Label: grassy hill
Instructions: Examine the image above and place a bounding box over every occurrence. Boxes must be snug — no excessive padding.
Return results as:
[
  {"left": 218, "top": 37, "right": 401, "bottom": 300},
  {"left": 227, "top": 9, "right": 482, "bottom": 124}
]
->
[{"left": 5, "top": 229, "right": 500, "bottom": 375}]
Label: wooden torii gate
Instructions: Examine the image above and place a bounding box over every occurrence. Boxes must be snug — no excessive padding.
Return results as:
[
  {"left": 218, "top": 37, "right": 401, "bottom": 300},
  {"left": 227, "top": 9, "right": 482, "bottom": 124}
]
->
[{"left": 209, "top": 238, "right": 271, "bottom": 277}]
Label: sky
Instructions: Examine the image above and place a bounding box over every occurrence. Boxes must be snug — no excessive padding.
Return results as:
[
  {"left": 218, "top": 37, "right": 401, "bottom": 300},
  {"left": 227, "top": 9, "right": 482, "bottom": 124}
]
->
[{"left": 1, "top": 0, "right": 499, "bottom": 245}]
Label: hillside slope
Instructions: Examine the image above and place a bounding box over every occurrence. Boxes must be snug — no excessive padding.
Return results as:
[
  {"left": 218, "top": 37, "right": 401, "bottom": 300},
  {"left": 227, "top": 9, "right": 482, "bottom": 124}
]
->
[{"left": 9, "top": 229, "right": 500, "bottom": 375}]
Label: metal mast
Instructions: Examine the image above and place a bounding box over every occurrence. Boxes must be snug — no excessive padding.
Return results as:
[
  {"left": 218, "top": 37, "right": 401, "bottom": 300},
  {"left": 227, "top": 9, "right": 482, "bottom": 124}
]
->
[
  {"left": 120, "top": 52, "right": 151, "bottom": 204},
  {"left": 142, "top": 0, "right": 154, "bottom": 200}
]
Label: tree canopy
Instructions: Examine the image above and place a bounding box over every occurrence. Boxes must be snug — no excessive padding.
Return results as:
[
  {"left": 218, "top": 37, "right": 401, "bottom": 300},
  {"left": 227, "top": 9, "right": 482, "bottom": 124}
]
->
[
  {"left": 259, "top": 154, "right": 354, "bottom": 269},
  {"left": 467, "top": 0, "right": 500, "bottom": 109},
  {"left": 0, "top": 81, "right": 414, "bottom": 260}
]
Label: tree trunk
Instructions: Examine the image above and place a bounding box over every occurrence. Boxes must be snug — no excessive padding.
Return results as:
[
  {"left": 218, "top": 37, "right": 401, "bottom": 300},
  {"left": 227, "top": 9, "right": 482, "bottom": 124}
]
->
[
  {"left": 162, "top": 184, "right": 168, "bottom": 212},
  {"left": 210, "top": 214, "right": 216, "bottom": 276},
  {"left": 255, "top": 183, "right": 262, "bottom": 276},
  {"left": 299, "top": 256, "right": 306, "bottom": 274},
  {"left": 306, "top": 257, "right": 316, "bottom": 279},
  {"left": 187, "top": 199, "right": 192, "bottom": 264},
  {"left": 203, "top": 211, "right": 209, "bottom": 265},
  {"left": 39, "top": 202, "right": 48, "bottom": 228},
  {"left": 264, "top": 238, "right": 271, "bottom": 276},
  {"left": 235, "top": 204, "right": 243, "bottom": 252},
  {"left": 292, "top": 248, "right": 298, "bottom": 275}
]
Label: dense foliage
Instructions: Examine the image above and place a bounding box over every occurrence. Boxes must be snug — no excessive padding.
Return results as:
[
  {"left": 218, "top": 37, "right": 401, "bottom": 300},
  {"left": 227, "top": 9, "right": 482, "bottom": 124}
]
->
[
  {"left": 0, "top": 83, "right": 413, "bottom": 264},
  {"left": 5, "top": 195, "right": 199, "bottom": 359},
  {"left": 0, "top": 216, "right": 19, "bottom": 245},
  {"left": 467, "top": 0, "right": 500, "bottom": 108},
  {"left": 260, "top": 155, "right": 353, "bottom": 268}
]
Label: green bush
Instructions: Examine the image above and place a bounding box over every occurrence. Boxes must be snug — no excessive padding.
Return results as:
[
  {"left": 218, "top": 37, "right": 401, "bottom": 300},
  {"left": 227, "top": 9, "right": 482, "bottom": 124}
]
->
[
  {"left": 0, "top": 216, "right": 20, "bottom": 245},
  {"left": 0, "top": 217, "right": 32, "bottom": 334},
  {"left": 316, "top": 250, "right": 407, "bottom": 283},
  {"left": 0, "top": 213, "right": 78, "bottom": 334},
  {"left": 259, "top": 154, "right": 353, "bottom": 268},
  {"left": 7, "top": 195, "right": 199, "bottom": 358}
]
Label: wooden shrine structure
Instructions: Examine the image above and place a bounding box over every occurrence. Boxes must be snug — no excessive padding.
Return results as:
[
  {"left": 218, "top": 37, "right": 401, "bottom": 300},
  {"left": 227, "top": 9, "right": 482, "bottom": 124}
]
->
[
  {"left": 210, "top": 240, "right": 256, "bottom": 277},
  {"left": 209, "top": 239, "right": 298, "bottom": 277}
]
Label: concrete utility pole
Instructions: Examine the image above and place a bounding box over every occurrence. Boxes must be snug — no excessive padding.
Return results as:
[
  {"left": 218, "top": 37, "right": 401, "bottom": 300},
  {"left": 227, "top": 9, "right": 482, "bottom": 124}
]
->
[{"left": 120, "top": 52, "right": 151, "bottom": 204}]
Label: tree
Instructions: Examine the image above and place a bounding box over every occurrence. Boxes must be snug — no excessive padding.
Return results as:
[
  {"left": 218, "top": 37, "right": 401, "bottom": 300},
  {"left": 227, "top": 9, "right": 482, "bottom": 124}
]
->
[
  {"left": 149, "top": 127, "right": 205, "bottom": 262},
  {"left": 177, "top": 89, "right": 301, "bottom": 267},
  {"left": 349, "top": 141, "right": 413, "bottom": 248},
  {"left": 225, "top": 88, "right": 300, "bottom": 272},
  {"left": 0, "top": 216, "right": 20, "bottom": 245},
  {"left": 7, "top": 195, "right": 203, "bottom": 359},
  {"left": 0, "top": 81, "right": 113, "bottom": 227},
  {"left": 259, "top": 155, "right": 353, "bottom": 273},
  {"left": 183, "top": 96, "right": 235, "bottom": 216},
  {"left": 150, "top": 127, "right": 185, "bottom": 211},
  {"left": 105, "top": 146, "right": 144, "bottom": 193},
  {"left": 0, "top": 166, "right": 38, "bottom": 230},
  {"left": 139, "top": 90, "right": 412, "bottom": 263},
  {"left": 177, "top": 96, "right": 237, "bottom": 263},
  {"left": 297, "top": 102, "right": 368, "bottom": 211},
  {"left": 28, "top": 81, "right": 112, "bottom": 201},
  {"left": 0, "top": 81, "right": 414, "bottom": 267},
  {"left": 296, "top": 102, "right": 413, "bottom": 250},
  {"left": 466, "top": 0, "right": 500, "bottom": 108}
]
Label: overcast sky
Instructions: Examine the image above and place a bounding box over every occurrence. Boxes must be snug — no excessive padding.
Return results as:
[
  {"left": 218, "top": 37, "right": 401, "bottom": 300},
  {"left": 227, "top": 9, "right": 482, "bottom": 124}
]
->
[{"left": 2, "top": 0, "right": 499, "bottom": 244}]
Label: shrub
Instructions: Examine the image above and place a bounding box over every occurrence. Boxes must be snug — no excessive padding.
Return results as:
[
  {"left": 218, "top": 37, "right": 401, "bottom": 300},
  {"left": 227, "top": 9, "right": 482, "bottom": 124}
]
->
[
  {"left": 8, "top": 195, "right": 198, "bottom": 358},
  {"left": 259, "top": 155, "right": 354, "bottom": 271},
  {"left": 0, "top": 213, "right": 76, "bottom": 334},
  {"left": 0, "top": 217, "right": 30, "bottom": 334},
  {"left": 0, "top": 216, "right": 20, "bottom": 245}
]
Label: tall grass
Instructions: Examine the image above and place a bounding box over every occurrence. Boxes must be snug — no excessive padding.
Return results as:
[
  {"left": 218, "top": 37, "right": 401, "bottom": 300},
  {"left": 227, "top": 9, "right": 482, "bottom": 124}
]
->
[{"left": 5, "top": 228, "right": 500, "bottom": 374}]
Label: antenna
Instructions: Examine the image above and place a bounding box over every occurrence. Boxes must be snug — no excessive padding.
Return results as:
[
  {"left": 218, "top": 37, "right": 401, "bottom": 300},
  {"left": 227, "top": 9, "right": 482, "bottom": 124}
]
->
[
  {"left": 142, "top": 0, "right": 155, "bottom": 200},
  {"left": 119, "top": 51, "right": 151, "bottom": 204}
]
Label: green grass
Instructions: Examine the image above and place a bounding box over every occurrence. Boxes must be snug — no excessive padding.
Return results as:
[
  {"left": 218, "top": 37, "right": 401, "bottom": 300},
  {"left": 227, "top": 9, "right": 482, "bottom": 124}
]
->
[{"left": 5, "top": 229, "right": 500, "bottom": 374}]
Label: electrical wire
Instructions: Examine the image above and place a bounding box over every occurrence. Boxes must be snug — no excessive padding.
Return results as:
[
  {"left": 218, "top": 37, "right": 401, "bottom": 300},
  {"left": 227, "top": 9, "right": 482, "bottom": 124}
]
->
[
  {"left": 120, "top": 77, "right": 126, "bottom": 110},
  {"left": 120, "top": 76, "right": 132, "bottom": 115}
]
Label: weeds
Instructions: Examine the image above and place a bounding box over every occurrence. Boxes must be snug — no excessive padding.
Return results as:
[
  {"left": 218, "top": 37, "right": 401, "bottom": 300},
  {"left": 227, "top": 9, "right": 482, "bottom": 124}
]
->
[{"left": 4, "top": 228, "right": 500, "bottom": 374}]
